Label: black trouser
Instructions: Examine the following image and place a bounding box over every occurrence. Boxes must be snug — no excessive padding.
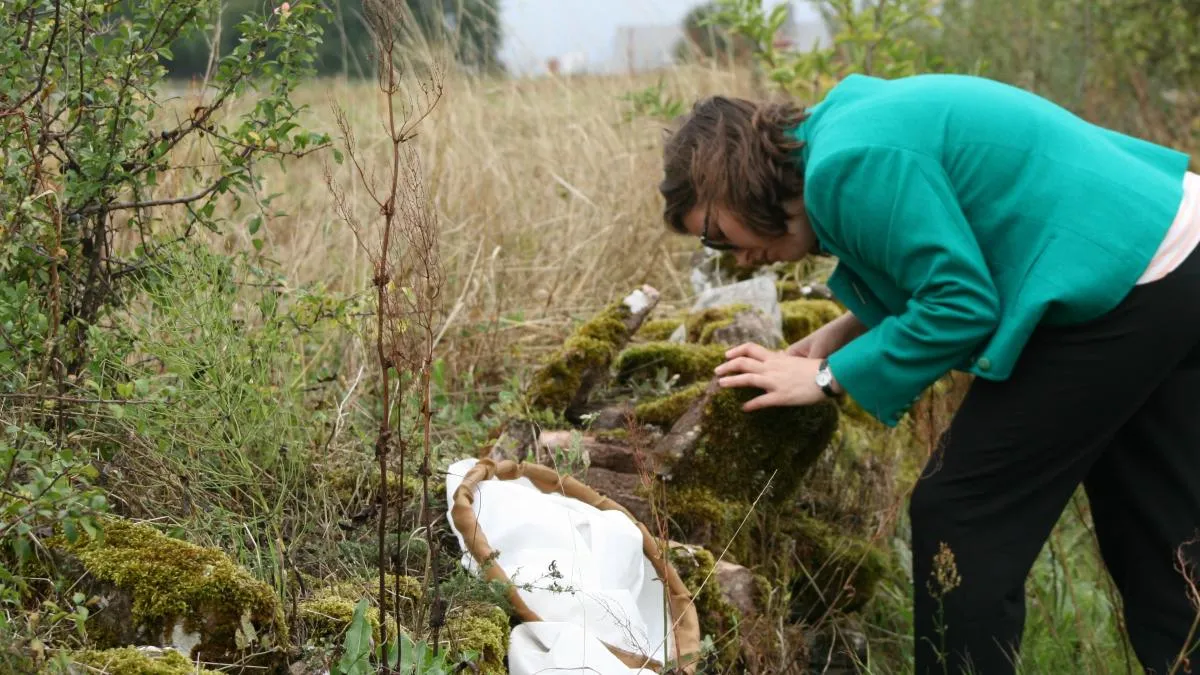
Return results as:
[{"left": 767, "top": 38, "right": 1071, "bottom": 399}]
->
[{"left": 911, "top": 245, "right": 1200, "bottom": 674}]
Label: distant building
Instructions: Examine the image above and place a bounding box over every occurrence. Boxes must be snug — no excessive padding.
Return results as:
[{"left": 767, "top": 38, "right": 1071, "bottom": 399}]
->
[{"left": 611, "top": 24, "right": 685, "bottom": 73}]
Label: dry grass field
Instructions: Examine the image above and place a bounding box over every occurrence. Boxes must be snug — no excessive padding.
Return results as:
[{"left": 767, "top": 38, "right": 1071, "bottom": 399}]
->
[{"left": 163, "top": 66, "right": 763, "bottom": 382}]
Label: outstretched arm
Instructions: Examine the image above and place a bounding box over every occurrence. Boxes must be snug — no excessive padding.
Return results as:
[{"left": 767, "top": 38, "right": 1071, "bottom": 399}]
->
[{"left": 806, "top": 145, "right": 1001, "bottom": 426}]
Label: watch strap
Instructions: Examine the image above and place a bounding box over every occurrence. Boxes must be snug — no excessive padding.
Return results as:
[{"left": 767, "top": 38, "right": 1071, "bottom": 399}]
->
[{"left": 818, "top": 359, "right": 840, "bottom": 398}]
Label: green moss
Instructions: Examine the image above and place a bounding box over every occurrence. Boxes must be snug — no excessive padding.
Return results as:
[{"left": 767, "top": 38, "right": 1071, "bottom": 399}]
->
[
  {"left": 662, "top": 487, "right": 746, "bottom": 552},
  {"left": 298, "top": 576, "right": 417, "bottom": 644},
  {"left": 299, "top": 595, "right": 378, "bottom": 643},
  {"left": 669, "top": 545, "right": 741, "bottom": 669},
  {"left": 593, "top": 428, "right": 629, "bottom": 442},
  {"left": 528, "top": 301, "right": 632, "bottom": 414},
  {"left": 776, "top": 280, "right": 804, "bottom": 302},
  {"left": 633, "top": 382, "right": 707, "bottom": 427},
  {"left": 69, "top": 647, "right": 223, "bottom": 674},
  {"left": 445, "top": 604, "right": 510, "bottom": 674},
  {"left": 672, "top": 387, "right": 839, "bottom": 504},
  {"left": 713, "top": 253, "right": 758, "bottom": 282},
  {"left": 638, "top": 317, "right": 685, "bottom": 341},
  {"left": 780, "top": 299, "right": 844, "bottom": 344},
  {"left": 54, "top": 518, "right": 285, "bottom": 660},
  {"left": 774, "top": 510, "right": 892, "bottom": 623},
  {"left": 663, "top": 486, "right": 889, "bottom": 622},
  {"left": 614, "top": 342, "right": 726, "bottom": 386},
  {"left": 683, "top": 304, "right": 750, "bottom": 344}
]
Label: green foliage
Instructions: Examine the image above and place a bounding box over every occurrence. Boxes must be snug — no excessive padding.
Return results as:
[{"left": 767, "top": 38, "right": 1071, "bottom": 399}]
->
[
  {"left": 1, "top": 0, "right": 330, "bottom": 381},
  {"left": 620, "top": 79, "right": 686, "bottom": 123},
  {"left": 402, "top": 0, "right": 503, "bottom": 74},
  {"left": 335, "top": 599, "right": 373, "bottom": 675},
  {"left": 0, "top": 425, "right": 108, "bottom": 600},
  {"left": 165, "top": 0, "right": 504, "bottom": 78},
  {"left": 706, "top": 0, "right": 941, "bottom": 101},
  {"left": 863, "top": 494, "right": 1135, "bottom": 674},
  {"left": 82, "top": 242, "right": 367, "bottom": 586},
  {"left": 330, "top": 596, "right": 493, "bottom": 675},
  {"left": 923, "top": 0, "right": 1199, "bottom": 159}
]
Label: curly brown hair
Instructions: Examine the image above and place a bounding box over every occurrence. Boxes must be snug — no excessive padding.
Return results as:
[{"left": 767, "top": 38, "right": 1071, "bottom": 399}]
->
[{"left": 658, "top": 95, "right": 809, "bottom": 238}]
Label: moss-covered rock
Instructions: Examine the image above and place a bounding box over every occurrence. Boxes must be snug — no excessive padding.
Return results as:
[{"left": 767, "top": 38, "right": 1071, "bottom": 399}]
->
[
  {"left": 614, "top": 342, "right": 726, "bottom": 387},
  {"left": 662, "top": 486, "right": 747, "bottom": 551},
  {"left": 679, "top": 303, "right": 787, "bottom": 350},
  {"left": 774, "top": 510, "right": 891, "bottom": 623},
  {"left": 669, "top": 544, "right": 741, "bottom": 670},
  {"left": 633, "top": 382, "right": 707, "bottom": 428},
  {"left": 661, "top": 486, "right": 889, "bottom": 623},
  {"left": 776, "top": 279, "right": 805, "bottom": 302},
  {"left": 798, "top": 403, "right": 926, "bottom": 536},
  {"left": 638, "top": 317, "right": 685, "bottom": 342},
  {"left": 299, "top": 594, "right": 375, "bottom": 643},
  {"left": 780, "top": 299, "right": 844, "bottom": 345},
  {"left": 297, "top": 576, "right": 511, "bottom": 672},
  {"left": 528, "top": 301, "right": 633, "bottom": 415},
  {"left": 68, "top": 646, "right": 223, "bottom": 674},
  {"left": 671, "top": 386, "right": 839, "bottom": 505},
  {"left": 444, "top": 603, "right": 510, "bottom": 675},
  {"left": 682, "top": 304, "right": 751, "bottom": 344},
  {"left": 52, "top": 519, "right": 286, "bottom": 669},
  {"left": 298, "top": 575, "right": 419, "bottom": 644}
]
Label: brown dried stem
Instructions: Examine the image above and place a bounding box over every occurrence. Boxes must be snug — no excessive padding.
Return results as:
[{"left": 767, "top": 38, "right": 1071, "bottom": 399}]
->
[{"left": 326, "top": 1, "right": 445, "bottom": 670}]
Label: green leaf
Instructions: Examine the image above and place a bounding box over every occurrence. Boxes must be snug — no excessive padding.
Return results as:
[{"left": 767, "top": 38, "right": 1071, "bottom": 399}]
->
[
  {"left": 399, "top": 633, "right": 421, "bottom": 672},
  {"left": 62, "top": 518, "right": 78, "bottom": 544},
  {"left": 336, "top": 598, "right": 373, "bottom": 675},
  {"left": 332, "top": 148, "right": 344, "bottom": 165},
  {"left": 13, "top": 536, "right": 30, "bottom": 564},
  {"left": 387, "top": 635, "right": 400, "bottom": 668},
  {"left": 248, "top": 215, "right": 263, "bottom": 236}
]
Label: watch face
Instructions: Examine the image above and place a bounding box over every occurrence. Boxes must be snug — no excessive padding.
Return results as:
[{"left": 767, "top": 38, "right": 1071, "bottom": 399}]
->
[{"left": 816, "top": 370, "right": 832, "bottom": 386}]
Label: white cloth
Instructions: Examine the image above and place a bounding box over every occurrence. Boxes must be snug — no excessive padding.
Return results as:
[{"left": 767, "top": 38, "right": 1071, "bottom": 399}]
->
[
  {"left": 445, "top": 459, "right": 673, "bottom": 675},
  {"left": 1138, "top": 171, "right": 1200, "bottom": 284},
  {"left": 508, "top": 623, "right": 657, "bottom": 674}
]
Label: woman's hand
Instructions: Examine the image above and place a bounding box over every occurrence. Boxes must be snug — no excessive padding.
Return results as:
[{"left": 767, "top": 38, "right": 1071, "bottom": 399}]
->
[
  {"left": 786, "top": 312, "right": 866, "bottom": 359},
  {"left": 714, "top": 343, "right": 836, "bottom": 412}
]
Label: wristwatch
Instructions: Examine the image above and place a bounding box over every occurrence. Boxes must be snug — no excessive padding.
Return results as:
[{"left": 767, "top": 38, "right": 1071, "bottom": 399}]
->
[{"left": 815, "top": 359, "right": 840, "bottom": 398}]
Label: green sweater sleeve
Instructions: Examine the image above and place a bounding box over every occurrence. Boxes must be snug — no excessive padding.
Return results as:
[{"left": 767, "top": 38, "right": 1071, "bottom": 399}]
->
[{"left": 808, "top": 145, "right": 1002, "bottom": 426}]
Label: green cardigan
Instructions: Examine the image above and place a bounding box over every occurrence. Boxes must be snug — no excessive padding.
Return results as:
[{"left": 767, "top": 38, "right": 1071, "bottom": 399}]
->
[{"left": 792, "top": 73, "right": 1192, "bottom": 427}]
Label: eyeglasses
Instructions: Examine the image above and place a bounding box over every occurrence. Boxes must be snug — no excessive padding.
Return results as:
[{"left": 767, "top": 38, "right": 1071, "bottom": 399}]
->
[{"left": 701, "top": 209, "right": 738, "bottom": 251}]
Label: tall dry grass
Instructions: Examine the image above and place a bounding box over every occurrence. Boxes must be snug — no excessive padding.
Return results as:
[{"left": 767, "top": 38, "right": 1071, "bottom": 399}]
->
[{"left": 181, "top": 65, "right": 763, "bottom": 385}]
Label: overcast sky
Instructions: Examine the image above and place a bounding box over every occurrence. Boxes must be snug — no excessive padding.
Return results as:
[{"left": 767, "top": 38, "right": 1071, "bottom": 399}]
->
[{"left": 497, "top": 0, "right": 813, "bottom": 74}]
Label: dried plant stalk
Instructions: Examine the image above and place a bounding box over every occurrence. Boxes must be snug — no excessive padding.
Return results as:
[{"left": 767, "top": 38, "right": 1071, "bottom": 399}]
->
[{"left": 325, "top": 0, "right": 444, "bottom": 668}]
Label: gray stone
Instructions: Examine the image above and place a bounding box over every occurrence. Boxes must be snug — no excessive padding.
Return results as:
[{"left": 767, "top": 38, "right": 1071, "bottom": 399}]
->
[{"left": 671, "top": 275, "right": 783, "bottom": 346}]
